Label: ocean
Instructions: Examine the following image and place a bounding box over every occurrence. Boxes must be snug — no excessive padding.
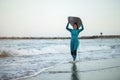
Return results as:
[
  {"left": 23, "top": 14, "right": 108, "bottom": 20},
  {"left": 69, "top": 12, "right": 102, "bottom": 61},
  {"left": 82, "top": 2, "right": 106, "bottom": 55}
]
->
[{"left": 0, "top": 38, "right": 120, "bottom": 80}]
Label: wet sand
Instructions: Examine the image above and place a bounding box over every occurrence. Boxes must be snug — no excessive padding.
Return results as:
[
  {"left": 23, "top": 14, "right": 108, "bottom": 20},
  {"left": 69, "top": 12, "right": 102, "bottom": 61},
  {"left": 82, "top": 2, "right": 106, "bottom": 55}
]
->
[{"left": 23, "top": 58, "right": 120, "bottom": 80}]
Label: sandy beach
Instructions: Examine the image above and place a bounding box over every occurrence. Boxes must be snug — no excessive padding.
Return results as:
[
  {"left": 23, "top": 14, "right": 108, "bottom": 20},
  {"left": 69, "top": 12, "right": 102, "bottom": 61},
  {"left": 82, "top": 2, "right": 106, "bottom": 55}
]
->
[{"left": 23, "top": 58, "right": 120, "bottom": 80}]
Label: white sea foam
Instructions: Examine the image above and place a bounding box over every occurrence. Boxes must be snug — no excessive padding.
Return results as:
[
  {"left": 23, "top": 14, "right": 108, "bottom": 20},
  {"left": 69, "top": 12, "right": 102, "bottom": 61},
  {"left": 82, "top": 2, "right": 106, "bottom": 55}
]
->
[
  {"left": 80, "top": 45, "right": 110, "bottom": 52},
  {"left": 40, "top": 45, "right": 69, "bottom": 54},
  {"left": 0, "top": 48, "right": 41, "bottom": 57},
  {"left": 0, "top": 45, "right": 69, "bottom": 57},
  {"left": 0, "top": 44, "right": 110, "bottom": 57}
]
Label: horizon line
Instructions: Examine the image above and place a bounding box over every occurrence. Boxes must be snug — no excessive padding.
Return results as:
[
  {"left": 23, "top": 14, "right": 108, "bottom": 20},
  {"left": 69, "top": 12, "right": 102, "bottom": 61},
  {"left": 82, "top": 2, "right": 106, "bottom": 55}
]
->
[{"left": 0, "top": 35, "right": 120, "bottom": 39}]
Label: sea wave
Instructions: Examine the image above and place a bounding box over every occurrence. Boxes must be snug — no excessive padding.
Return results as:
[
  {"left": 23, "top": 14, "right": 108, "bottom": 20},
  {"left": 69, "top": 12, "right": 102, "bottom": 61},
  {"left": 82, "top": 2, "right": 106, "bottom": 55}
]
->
[
  {"left": 0, "top": 45, "right": 69, "bottom": 57},
  {"left": 80, "top": 45, "right": 110, "bottom": 52},
  {"left": 0, "top": 45, "right": 110, "bottom": 58},
  {"left": 0, "top": 48, "right": 41, "bottom": 57}
]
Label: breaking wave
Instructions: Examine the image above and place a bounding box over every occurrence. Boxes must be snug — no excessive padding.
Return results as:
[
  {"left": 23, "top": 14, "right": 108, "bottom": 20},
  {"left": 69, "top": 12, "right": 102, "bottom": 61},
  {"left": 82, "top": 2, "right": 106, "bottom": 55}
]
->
[{"left": 0, "top": 45, "right": 110, "bottom": 57}]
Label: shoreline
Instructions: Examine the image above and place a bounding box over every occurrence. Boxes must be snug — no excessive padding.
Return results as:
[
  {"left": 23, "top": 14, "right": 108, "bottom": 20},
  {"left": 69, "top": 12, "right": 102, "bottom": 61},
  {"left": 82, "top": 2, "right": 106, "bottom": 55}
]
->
[
  {"left": 24, "top": 58, "right": 120, "bottom": 80},
  {"left": 0, "top": 35, "right": 120, "bottom": 39}
]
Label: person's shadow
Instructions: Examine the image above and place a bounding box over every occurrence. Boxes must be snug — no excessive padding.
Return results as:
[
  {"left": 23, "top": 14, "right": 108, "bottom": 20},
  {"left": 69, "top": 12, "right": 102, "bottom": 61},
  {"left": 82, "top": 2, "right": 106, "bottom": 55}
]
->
[{"left": 71, "top": 63, "right": 80, "bottom": 80}]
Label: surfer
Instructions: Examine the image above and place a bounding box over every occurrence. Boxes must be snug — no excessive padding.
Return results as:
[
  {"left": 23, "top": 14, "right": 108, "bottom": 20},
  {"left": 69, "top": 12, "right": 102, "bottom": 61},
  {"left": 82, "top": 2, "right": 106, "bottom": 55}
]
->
[{"left": 66, "top": 20, "right": 84, "bottom": 61}]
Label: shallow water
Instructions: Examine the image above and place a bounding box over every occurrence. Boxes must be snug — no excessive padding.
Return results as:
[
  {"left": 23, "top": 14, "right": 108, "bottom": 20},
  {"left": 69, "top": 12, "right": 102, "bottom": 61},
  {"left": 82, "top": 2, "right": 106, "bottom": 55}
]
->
[{"left": 0, "top": 39, "right": 120, "bottom": 80}]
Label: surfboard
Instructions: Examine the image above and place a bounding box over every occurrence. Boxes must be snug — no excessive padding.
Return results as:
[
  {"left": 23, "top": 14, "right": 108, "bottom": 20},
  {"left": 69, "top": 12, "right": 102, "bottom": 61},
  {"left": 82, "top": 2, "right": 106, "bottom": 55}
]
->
[{"left": 68, "top": 16, "right": 82, "bottom": 28}]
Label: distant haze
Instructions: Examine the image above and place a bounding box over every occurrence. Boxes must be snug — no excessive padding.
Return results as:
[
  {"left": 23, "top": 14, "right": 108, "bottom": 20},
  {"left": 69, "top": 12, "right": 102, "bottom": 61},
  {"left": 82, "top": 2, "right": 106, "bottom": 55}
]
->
[{"left": 0, "top": 0, "right": 120, "bottom": 37}]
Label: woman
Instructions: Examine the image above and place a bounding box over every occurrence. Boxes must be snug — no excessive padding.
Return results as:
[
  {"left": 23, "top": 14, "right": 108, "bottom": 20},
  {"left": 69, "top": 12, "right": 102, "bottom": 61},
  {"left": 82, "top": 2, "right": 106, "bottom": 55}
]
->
[{"left": 66, "top": 22, "right": 84, "bottom": 61}]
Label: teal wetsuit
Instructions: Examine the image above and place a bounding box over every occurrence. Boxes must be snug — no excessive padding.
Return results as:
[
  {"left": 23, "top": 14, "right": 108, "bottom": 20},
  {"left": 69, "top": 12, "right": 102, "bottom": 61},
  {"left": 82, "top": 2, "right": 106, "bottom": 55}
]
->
[{"left": 66, "top": 23, "right": 84, "bottom": 61}]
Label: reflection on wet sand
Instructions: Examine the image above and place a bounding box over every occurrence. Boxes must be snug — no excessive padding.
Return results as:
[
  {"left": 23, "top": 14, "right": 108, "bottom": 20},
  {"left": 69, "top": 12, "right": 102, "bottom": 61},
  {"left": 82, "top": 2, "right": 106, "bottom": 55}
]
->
[{"left": 71, "top": 63, "right": 80, "bottom": 80}]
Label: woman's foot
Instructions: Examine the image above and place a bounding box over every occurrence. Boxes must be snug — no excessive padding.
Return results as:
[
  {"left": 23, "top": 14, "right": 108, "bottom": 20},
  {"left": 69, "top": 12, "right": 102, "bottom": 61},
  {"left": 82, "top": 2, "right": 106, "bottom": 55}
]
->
[{"left": 72, "top": 55, "right": 76, "bottom": 61}]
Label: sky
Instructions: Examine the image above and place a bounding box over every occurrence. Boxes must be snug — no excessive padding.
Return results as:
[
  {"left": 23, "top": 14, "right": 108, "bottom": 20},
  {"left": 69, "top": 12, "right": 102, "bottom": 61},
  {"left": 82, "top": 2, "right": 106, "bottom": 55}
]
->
[{"left": 0, "top": 0, "right": 120, "bottom": 37}]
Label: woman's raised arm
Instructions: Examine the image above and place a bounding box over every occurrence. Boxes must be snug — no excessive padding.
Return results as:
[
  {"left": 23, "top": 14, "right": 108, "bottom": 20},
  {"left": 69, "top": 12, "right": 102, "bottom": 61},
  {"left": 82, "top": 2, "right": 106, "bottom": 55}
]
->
[
  {"left": 78, "top": 24, "right": 84, "bottom": 33},
  {"left": 66, "top": 22, "right": 72, "bottom": 32}
]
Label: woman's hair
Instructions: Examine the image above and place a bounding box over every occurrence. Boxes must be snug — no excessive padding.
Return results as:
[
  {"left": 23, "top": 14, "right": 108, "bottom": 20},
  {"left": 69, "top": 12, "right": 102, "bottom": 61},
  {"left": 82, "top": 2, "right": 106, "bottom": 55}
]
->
[{"left": 74, "top": 23, "right": 78, "bottom": 29}]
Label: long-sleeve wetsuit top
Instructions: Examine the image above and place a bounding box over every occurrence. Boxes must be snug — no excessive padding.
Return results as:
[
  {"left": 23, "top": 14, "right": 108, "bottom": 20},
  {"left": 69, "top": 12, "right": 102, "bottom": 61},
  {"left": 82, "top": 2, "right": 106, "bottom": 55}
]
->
[
  {"left": 66, "top": 23, "right": 84, "bottom": 39},
  {"left": 66, "top": 23, "right": 84, "bottom": 51}
]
